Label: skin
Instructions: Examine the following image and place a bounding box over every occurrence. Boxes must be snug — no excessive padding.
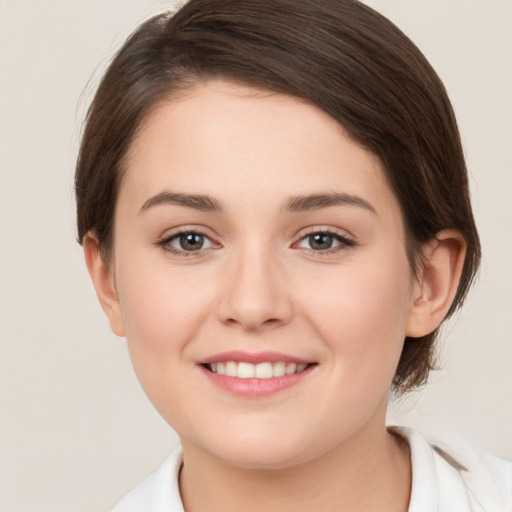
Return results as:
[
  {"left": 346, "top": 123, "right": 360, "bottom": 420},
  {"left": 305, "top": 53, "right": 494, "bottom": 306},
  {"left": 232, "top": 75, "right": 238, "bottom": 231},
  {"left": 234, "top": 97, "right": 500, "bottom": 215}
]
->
[{"left": 85, "top": 80, "right": 466, "bottom": 511}]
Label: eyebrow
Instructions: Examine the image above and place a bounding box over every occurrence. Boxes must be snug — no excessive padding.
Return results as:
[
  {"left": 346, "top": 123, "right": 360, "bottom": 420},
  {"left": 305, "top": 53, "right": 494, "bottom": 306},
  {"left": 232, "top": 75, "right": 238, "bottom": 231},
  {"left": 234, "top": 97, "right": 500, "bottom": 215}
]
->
[
  {"left": 139, "top": 192, "right": 222, "bottom": 214},
  {"left": 139, "top": 190, "right": 376, "bottom": 216},
  {"left": 284, "top": 193, "right": 377, "bottom": 214}
]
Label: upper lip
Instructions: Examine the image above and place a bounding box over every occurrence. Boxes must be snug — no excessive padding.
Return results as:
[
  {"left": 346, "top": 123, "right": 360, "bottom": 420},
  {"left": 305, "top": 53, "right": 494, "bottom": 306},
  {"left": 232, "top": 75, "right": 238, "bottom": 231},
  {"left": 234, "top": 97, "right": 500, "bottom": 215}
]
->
[{"left": 197, "top": 351, "right": 313, "bottom": 365}]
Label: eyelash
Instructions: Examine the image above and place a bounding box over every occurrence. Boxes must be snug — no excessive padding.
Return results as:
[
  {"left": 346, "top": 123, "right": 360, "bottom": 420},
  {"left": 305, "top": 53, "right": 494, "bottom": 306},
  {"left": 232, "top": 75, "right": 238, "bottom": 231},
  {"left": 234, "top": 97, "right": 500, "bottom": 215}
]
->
[
  {"left": 156, "top": 228, "right": 355, "bottom": 258},
  {"left": 157, "top": 229, "right": 218, "bottom": 257},
  {"left": 293, "top": 228, "right": 355, "bottom": 255}
]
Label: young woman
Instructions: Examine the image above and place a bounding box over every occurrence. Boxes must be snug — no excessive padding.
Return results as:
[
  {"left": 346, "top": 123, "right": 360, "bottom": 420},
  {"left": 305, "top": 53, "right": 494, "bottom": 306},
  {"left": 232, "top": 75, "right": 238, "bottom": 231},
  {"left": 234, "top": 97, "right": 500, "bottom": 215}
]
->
[{"left": 75, "top": 0, "right": 512, "bottom": 510}]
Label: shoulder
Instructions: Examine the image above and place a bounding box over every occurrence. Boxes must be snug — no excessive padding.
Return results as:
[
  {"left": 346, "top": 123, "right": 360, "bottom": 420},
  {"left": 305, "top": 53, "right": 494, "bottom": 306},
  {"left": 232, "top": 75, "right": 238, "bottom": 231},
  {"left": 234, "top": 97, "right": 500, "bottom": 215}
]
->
[
  {"left": 111, "top": 448, "right": 184, "bottom": 512},
  {"left": 390, "top": 426, "right": 512, "bottom": 512}
]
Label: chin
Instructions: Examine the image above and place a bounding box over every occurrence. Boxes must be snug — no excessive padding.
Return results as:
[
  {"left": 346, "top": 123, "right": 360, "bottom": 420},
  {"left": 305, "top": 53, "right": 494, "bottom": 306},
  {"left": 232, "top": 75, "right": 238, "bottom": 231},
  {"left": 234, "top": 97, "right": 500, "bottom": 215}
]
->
[
  {"left": 216, "top": 446, "right": 304, "bottom": 470},
  {"left": 193, "top": 427, "right": 317, "bottom": 470}
]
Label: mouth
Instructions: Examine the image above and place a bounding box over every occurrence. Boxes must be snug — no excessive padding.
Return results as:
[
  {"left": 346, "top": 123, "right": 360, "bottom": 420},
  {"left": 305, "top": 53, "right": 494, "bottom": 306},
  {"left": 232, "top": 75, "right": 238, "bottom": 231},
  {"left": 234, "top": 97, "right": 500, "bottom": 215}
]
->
[
  {"left": 198, "top": 352, "right": 317, "bottom": 396},
  {"left": 203, "top": 361, "right": 312, "bottom": 379}
]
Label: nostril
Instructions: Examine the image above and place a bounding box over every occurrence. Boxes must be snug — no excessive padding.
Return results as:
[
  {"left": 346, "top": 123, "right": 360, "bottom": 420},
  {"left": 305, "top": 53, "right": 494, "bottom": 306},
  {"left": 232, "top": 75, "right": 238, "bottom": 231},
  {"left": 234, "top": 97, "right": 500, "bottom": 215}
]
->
[{"left": 217, "top": 278, "right": 294, "bottom": 330}]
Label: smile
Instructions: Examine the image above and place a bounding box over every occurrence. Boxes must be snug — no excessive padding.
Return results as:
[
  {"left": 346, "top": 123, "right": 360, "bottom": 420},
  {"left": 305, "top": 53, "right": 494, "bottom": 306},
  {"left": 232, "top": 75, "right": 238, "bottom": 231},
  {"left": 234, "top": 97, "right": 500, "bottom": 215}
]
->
[
  {"left": 199, "top": 352, "right": 317, "bottom": 397},
  {"left": 207, "top": 361, "right": 309, "bottom": 379}
]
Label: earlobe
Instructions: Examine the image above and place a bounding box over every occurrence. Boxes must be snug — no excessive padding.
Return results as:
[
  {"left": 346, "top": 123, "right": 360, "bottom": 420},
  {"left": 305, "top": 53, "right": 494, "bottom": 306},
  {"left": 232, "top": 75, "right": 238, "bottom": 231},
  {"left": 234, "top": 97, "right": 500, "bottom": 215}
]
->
[
  {"left": 406, "top": 230, "right": 467, "bottom": 338},
  {"left": 83, "top": 233, "right": 126, "bottom": 337}
]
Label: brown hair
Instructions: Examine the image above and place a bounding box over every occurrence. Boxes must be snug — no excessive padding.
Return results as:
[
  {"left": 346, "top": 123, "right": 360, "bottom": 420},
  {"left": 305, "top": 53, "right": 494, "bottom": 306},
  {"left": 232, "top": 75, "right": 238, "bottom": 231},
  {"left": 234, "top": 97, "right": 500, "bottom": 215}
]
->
[{"left": 75, "top": 0, "right": 480, "bottom": 394}]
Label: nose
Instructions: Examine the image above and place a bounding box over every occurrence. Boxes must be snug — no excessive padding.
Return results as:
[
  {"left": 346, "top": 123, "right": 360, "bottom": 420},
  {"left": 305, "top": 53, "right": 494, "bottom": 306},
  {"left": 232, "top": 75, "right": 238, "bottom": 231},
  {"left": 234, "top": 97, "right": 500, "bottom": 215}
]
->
[{"left": 217, "top": 248, "right": 294, "bottom": 331}]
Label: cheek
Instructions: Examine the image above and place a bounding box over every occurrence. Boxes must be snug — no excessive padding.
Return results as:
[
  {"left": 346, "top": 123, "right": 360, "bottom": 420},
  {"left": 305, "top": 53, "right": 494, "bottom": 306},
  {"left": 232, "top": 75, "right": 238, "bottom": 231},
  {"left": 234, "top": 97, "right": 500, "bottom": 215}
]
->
[
  {"left": 114, "top": 262, "right": 217, "bottom": 417},
  {"left": 115, "top": 255, "right": 214, "bottom": 362},
  {"left": 300, "top": 254, "right": 413, "bottom": 369}
]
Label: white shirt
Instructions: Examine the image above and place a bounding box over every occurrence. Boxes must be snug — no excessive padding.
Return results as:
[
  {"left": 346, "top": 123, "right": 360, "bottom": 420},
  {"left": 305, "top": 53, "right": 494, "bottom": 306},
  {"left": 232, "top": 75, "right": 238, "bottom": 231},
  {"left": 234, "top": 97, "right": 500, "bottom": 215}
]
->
[{"left": 111, "top": 427, "right": 512, "bottom": 511}]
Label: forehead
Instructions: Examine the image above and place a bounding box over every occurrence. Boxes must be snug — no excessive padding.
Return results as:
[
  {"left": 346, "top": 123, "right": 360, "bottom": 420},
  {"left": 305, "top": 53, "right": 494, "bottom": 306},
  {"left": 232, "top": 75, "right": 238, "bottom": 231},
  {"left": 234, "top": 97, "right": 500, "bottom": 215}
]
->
[{"left": 121, "top": 79, "right": 402, "bottom": 226}]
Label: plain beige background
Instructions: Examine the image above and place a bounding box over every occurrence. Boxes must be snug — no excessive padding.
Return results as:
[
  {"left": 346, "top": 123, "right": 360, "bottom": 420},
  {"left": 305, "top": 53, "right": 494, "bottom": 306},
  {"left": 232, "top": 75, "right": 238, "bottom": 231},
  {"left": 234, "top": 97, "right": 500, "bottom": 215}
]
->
[{"left": 0, "top": 1, "right": 511, "bottom": 510}]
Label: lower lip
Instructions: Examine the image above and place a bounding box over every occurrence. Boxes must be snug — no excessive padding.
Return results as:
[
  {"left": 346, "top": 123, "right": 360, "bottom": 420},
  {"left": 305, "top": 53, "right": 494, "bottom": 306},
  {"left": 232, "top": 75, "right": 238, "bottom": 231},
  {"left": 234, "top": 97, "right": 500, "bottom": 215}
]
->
[{"left": 200, "top": 365, "right": 315, "bottom": 397}]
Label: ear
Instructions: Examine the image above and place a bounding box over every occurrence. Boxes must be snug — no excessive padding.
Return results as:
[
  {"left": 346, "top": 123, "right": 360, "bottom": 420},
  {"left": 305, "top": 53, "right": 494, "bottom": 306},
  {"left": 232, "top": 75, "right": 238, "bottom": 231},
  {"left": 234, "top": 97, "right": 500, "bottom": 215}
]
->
[
  {"left": 83, "top": 233, "right": 126, "bottom": 337},
  {"left": 406, "top": 229, "right": 467, "bottom": 338}
]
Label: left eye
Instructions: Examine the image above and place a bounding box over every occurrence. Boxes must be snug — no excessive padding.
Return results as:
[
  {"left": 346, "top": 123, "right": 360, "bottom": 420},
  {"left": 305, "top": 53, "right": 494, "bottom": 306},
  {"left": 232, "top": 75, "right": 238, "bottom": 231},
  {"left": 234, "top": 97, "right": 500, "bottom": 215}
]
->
[
  {"left": 296, "top": 232, "right": 352, "bottom": 251},
  {"left": 162, "top": 232, "right": 216, "bottom": 252}
]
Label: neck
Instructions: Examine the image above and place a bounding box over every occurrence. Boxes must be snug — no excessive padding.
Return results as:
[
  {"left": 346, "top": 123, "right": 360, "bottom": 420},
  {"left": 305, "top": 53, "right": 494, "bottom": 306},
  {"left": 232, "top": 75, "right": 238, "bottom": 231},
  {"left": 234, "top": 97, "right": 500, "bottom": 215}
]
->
[{"left": 179, "top": 409, "right": 411, "bottom": 512}]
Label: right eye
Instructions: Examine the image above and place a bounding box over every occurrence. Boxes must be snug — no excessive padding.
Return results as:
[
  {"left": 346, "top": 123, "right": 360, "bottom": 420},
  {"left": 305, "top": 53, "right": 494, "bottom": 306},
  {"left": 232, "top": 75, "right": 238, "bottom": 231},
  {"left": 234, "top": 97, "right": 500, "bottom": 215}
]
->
[{"left": 158, "top": 231, "right": 217, "bottom": 256}]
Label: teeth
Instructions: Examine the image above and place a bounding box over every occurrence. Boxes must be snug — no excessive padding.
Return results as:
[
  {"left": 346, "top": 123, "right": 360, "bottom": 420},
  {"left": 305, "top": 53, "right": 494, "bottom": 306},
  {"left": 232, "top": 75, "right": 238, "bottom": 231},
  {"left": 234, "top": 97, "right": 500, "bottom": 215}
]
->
[
  {"left": 273, "top": 361, "right": 286, "bottom": 377},
  {"left": 254, "top": 362, "right": 273, "bottom": 378},
  {"left": 237, "top": 362, "right": 255, "bottom": 379},
  {"left": 285, "top": 363, "right": 297, "bottom": 375},
  {"left": 208, "top": 361, "right": 310, "bottom": 378},
  {"left": 225, "top": 361, "right": 238, "bottom": 377}
]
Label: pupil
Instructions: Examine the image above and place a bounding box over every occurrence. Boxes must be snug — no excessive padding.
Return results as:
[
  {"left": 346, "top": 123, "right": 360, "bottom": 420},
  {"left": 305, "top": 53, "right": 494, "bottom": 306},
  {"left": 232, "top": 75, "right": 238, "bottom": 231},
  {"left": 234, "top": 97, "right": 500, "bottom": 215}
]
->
[
  {"left": 180, "top": 233, "right": 203, "bottom": 251},
  {"left": 309, "top": 233, "right": 333, "bottom": 250}
]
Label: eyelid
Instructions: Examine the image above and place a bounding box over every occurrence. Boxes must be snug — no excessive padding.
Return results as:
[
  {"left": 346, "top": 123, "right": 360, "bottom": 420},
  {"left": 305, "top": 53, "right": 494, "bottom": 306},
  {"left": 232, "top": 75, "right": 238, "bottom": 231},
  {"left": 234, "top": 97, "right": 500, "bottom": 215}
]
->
[
  {"left": 168, "top": 232, "right": 216, "bottom": 249},
  {"left": 294, "top": 225, "right": 355, "bottom": 241},
  {"left": 156, "top": 225, "right": 221, "bottom": 256},
  {"left": 155, "top": 224, "right": 355, "bottom": 257},
  {"left": 292, "top": 226, "right": 356, "bottom": 252}
]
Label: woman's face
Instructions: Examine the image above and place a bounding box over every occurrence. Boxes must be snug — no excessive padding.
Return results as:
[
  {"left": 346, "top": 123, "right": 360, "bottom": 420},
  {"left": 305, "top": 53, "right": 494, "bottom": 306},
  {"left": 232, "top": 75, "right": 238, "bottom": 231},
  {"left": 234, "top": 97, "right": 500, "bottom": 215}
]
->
[{"left": 110, "top": 80, "right": 418, "bottom": 468}]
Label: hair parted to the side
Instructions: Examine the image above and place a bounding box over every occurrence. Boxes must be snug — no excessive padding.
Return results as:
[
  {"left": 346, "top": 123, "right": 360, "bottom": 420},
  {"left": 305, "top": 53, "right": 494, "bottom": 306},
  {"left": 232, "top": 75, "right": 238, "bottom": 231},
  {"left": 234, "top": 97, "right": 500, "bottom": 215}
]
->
[{"left": 75, "top": 0, "right": 480, "bottom": 394}]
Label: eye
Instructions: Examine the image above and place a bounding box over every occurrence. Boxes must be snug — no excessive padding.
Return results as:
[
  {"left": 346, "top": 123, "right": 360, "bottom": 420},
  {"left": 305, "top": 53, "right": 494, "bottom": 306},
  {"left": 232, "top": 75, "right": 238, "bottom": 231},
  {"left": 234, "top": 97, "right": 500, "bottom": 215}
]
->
[
  {"left": 158, "top": 230, "right": 217, "bottom": 255},
  {"left": 174, "top": 232, "right": 207, "bottom": 251},
  {"left": 295, "top": 231, "right": 354, "bottom": 252}
]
